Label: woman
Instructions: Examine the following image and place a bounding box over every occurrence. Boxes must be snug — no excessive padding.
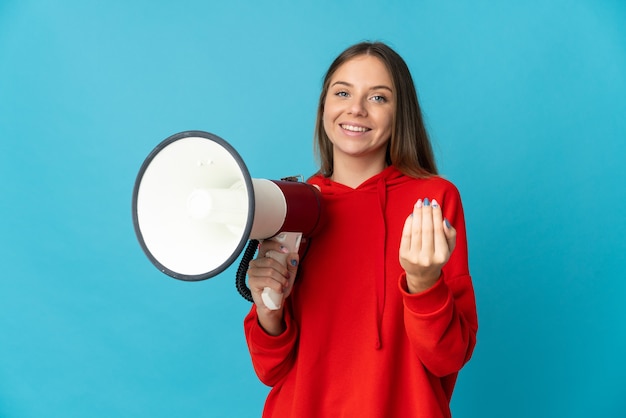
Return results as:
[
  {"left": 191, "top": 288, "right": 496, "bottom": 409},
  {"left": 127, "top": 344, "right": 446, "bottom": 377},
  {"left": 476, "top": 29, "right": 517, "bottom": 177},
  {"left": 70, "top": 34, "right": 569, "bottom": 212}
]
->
[{"left": 244, "top": 41, "right": 478, "bottom": 418}]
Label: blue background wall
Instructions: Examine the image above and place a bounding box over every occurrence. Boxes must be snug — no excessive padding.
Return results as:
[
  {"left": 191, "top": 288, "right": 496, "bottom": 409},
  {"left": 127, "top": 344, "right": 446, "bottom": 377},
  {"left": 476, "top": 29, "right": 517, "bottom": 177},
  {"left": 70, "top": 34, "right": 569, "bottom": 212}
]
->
[{"left": 1, "top": 1, "right": 625, "bottom": 417}]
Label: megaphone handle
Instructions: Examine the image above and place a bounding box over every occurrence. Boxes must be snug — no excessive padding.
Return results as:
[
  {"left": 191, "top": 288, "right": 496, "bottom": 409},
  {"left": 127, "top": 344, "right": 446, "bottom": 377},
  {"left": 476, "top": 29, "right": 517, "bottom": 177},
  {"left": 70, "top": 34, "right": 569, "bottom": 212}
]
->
[{"left": 262, "top": 232, "right": 303, "bottom": 310}]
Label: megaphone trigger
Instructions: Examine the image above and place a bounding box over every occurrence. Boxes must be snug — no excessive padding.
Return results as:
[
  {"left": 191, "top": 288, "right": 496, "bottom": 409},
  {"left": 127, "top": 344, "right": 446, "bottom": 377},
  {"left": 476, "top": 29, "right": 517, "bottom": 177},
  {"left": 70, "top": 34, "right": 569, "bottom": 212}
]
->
[{"left": 262, "top": 232, "right": 303, "bottom": 310}]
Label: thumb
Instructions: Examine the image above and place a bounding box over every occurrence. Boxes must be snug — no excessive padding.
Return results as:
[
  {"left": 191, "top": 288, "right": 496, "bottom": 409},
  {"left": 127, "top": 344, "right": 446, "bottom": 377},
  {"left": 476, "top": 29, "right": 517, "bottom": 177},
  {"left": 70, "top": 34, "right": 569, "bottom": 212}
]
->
[{"left": 284, "top": 253, "right": 300, "bottom": 296}]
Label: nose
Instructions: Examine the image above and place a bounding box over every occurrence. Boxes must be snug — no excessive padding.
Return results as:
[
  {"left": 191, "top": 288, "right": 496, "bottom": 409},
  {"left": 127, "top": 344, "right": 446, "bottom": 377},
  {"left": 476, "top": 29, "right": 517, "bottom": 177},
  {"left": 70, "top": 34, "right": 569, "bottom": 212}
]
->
[{"left": 348, "top": 97, "right": 367, "bottom": 116}]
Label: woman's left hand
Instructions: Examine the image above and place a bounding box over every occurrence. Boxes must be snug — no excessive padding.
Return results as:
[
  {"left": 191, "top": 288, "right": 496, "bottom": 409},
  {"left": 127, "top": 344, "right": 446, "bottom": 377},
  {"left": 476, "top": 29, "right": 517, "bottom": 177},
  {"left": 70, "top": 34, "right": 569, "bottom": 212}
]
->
[{"left": 399, "top": 198, "right": 456, "bottom": 293}]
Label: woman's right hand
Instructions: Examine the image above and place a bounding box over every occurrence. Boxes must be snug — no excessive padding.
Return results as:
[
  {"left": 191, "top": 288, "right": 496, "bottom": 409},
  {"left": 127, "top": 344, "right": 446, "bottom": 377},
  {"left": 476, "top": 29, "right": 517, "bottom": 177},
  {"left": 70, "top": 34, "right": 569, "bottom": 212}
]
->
[{"left": 247, "top": 239, "right": 300, "bottom": 335}]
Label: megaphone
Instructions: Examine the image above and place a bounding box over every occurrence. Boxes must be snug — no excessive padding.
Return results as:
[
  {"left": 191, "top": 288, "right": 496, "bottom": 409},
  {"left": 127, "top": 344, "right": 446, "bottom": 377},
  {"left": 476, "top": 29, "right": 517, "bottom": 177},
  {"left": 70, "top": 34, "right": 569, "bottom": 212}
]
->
[{"left": 132, "top": 131, "right": 323, "bottom": 309}]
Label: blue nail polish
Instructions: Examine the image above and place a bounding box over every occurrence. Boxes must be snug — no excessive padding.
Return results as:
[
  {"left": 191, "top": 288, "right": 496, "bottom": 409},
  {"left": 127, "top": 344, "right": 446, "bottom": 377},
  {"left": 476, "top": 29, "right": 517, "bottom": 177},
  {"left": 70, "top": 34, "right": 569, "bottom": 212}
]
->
[
  {"left": 424, "top": 198, "right": 430, "bottom": 206},
  {"left": 444, "top": 218, "right": 451, "bottom": 228},
  {"left": 290, "top": 259, "right": 298, "bottom": 267}
]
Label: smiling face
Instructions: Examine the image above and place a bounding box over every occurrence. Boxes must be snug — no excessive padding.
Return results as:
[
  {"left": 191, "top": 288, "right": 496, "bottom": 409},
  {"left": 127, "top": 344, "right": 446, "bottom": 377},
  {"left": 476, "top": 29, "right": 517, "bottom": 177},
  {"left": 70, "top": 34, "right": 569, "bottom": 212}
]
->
[{"left": 322, "top": 54, "right": 395, "bottom": 172}]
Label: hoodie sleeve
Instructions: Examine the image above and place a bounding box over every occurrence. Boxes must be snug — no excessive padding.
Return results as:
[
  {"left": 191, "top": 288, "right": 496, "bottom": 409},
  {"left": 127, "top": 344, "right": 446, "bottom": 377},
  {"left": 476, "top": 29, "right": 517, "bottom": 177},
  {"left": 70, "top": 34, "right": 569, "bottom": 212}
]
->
[
  {"left": 398, "top": 183, "right": 478, "bottom": 378},
  {"left": 244, "top": 304, "right": 299, "bottom": 387}
]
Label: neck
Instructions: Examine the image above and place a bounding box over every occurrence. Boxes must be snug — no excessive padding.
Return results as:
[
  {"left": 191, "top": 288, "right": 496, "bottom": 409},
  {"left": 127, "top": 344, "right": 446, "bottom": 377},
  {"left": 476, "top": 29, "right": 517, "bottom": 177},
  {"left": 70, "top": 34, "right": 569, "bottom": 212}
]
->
[{"left": 331, "top": 156, "right": 388, "bottom": 188}]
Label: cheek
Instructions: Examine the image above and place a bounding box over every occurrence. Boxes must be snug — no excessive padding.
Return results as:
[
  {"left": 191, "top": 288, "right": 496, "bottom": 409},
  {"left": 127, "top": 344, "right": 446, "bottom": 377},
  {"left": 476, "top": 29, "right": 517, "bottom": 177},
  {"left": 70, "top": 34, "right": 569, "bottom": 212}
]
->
[
  {"left": 380, "top": 110, "right": 395, "bottom": 134},
  {"left": 322, "top": 113, "right": 335, "bottom": 141},
  {"left": 323, "top": 96, "right": 341, "bottom": 120},
  {"left": 322, "top": 103, "right": 337, "bottom": 130}
]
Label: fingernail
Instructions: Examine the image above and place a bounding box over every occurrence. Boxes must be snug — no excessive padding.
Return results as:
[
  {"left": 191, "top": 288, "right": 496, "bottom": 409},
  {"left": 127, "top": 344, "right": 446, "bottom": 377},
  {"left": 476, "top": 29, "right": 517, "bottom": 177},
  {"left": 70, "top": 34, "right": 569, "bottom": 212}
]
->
[
  {"left": 415, "top": 199, "right": 423, "bottom": 208},
  {"left": 424, "top": 198, "right": 430, "bottom": 207},
  {"left": 280, "top": 245, "right": 288, "bottom": 253},
  {"left": 290, "top": 259, "right": 298, "bottom": 267},
  {"left": 432, "top": 199, "right": 439, "bottom": 208},
  {"left": 444, "top": 218, "right": 451, "bottom": 228}
]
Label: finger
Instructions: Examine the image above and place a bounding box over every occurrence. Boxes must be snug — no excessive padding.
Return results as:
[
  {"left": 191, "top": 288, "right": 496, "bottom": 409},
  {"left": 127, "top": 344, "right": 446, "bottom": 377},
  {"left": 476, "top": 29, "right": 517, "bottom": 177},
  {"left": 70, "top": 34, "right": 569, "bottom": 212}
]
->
[
  {"left": 400, "top": 213, "right": 413, "bottom": 256},
  {"left": 251, "top": 255, "right": 290, "bottom": 276},
  {"left": 257, "top": 239, "right": 289, "bottom": 258},
  {"left": 247, "top": 273, "right": 287, "bottom": 295},
  {"left": 431, "top": 199, "right": 447, "bottom": 258},
  {"left": 248, "top": 258, "right": 290, "bottom": 289},
  {"left": 283, "top": 253, "right": 300, "bottom": 296},
  {"left": 420, "top": 198, "right": 434, "bottom": 255},
  {"left": 411, "top": 199, "right": 423, "bottom": 252},
  {"left": 286, "top": 253, "right": 299, "bottom": 272},
  {"left": 443, "top": 218, "right": 457, "bottom": 254}
]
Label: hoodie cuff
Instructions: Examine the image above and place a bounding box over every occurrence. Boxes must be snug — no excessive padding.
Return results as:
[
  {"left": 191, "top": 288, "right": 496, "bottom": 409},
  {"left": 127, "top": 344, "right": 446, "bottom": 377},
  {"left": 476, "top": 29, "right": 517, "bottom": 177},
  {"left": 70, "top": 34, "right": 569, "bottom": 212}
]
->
[
  {"left": 398, "top": 272, "right": 451, "bottom": 316},
  {"left": 248, "top": 306, "right": 298, "bottom": 350}
]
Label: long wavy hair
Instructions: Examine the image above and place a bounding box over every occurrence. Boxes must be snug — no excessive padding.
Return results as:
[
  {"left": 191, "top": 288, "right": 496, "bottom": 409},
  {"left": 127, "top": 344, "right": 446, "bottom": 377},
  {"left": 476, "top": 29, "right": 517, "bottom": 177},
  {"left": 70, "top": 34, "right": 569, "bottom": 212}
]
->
[{"left": 314, "top": 41, "right": 438, "bottom": 178}]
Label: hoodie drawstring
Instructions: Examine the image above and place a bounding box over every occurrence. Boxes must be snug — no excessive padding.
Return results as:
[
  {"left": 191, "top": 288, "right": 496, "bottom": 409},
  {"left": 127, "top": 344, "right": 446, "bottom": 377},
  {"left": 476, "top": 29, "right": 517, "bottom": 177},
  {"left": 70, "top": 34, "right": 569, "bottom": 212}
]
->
[{"left": 374, "top": 176, "right": 388, "bottom": 350}]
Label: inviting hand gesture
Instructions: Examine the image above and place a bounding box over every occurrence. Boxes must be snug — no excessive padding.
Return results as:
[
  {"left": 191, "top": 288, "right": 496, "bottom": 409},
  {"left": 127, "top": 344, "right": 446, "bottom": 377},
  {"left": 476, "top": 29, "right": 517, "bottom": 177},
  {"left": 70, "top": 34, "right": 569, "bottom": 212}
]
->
[{"left": 399, "top": 198, "right": 456, "bottom": 293}]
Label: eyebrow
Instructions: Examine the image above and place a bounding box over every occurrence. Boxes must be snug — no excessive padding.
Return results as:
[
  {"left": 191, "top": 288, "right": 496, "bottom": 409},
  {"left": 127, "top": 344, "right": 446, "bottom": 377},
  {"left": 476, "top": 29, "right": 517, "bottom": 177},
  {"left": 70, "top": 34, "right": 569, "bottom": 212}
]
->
[{"left": 330, "top": 81, "right": 393, "bottom": 93}]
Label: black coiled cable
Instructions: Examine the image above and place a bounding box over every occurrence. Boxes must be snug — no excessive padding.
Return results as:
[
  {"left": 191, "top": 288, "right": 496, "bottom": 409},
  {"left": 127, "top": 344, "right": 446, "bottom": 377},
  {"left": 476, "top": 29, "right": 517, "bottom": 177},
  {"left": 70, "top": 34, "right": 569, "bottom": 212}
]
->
[{"left": 235, "top": 239, "right": 259, "bottom": 302}]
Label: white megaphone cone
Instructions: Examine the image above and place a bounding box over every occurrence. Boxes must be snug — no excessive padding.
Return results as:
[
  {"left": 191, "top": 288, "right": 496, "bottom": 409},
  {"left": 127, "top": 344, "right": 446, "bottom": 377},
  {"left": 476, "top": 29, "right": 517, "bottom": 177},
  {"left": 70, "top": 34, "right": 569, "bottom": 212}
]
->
[{"left": 132, "top": 131, "right": 323, "bottom": 310}]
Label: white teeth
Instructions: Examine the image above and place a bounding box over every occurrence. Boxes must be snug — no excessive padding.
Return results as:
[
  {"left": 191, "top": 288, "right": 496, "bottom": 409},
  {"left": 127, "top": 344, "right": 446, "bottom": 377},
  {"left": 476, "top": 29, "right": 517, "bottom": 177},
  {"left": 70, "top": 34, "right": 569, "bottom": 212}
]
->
[{"left": 341, "top": 124, "right": 369, "bottom": 132}]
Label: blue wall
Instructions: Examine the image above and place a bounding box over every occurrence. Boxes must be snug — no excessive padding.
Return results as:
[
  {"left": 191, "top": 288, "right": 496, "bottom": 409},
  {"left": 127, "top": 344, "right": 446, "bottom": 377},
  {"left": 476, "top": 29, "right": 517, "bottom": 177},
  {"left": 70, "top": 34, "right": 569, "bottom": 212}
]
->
[{"left": 1, "top": 1, "right": 625, "bottom": 416}]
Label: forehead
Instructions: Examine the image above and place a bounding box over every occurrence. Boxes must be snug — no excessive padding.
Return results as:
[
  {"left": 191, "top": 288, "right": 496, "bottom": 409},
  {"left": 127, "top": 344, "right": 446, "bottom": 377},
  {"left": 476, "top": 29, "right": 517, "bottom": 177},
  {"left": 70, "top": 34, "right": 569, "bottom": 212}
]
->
[{"left": 330, "top": 55, "right": 393, "bottom": 86}]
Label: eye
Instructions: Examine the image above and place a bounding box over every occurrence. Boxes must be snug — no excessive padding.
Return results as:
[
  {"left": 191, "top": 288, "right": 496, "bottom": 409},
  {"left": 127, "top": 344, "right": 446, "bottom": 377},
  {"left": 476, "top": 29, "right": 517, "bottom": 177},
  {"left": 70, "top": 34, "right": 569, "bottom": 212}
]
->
[
  {"left": 335, "top": 90, "right": 349, "bottom": 98},
  {"left": 371, "top": 95, "right": 387, "bottom": 103}
]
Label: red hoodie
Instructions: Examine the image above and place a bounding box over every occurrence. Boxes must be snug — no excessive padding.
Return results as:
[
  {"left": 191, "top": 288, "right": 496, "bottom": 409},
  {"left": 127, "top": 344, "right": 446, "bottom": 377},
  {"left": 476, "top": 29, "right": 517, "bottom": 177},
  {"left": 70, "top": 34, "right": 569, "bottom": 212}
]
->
[{"left": 244, "top": 166, "right": 478, "bottom": 418}]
